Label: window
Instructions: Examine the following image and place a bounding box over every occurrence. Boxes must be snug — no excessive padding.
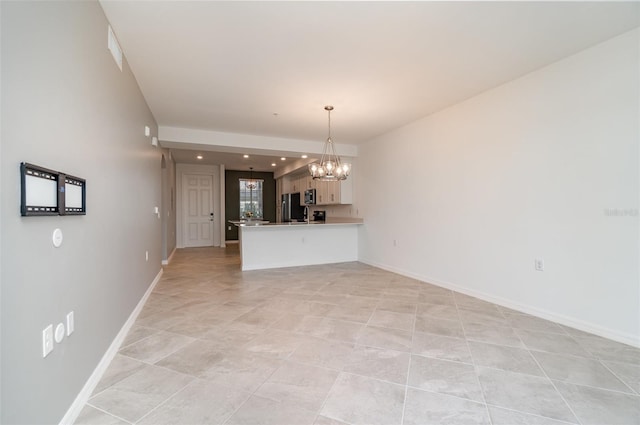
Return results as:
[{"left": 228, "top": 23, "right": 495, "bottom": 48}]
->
[{"left": 239, "top": 179, "right": 264, "bottom": 218}]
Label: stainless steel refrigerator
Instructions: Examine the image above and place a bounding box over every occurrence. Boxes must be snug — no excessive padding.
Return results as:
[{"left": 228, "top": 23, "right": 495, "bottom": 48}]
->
[{"left": 281, "top": 193, "right": 304, "bottom": 222}]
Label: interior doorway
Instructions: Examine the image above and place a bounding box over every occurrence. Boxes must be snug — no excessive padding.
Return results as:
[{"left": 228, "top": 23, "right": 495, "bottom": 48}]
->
[{"left": 181, "top": 173, "right": 214, "bottom": 247}]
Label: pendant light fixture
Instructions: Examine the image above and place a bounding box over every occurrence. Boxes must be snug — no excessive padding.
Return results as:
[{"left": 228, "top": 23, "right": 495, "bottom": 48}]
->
[
  {"left": 308, "top": 106, "right": 351, "bottom": 181},
  {"left": 246, "top": 167, "right": 257, "bottom": 190},
  {"left": 244, "top": 167, "right": 257, "bottom": 219}
]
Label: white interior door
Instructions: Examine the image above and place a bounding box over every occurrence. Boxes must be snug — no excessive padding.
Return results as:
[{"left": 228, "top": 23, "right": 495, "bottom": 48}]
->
[{"left": 182, "top": 174, "right": 214, "bottom": 247}]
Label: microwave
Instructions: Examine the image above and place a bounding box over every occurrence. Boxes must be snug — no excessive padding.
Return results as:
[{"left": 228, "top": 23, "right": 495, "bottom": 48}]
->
[{"left": 304, "top": 189, "right": 316, "bottom": 205}]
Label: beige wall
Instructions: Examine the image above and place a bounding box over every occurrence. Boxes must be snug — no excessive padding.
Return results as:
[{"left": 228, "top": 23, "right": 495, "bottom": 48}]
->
[{"left": 1, "top": 2, "right": 163, "bottom": 423}]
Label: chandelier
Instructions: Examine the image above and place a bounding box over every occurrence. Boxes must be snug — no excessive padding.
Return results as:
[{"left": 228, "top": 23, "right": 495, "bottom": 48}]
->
[
  {"left": 308, "top": 106, "right": 351, "bottom": 181},
  {"left": 246, "top": 167, "right": 257, "bottom": 190}
]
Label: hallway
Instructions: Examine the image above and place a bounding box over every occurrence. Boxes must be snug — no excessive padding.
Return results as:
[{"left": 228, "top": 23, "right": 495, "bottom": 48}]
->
[{"left": 76, "top": 247, "right": 640, "bottom": 424}]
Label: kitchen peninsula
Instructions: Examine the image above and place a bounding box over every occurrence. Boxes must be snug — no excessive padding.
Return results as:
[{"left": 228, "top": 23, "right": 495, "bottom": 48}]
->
[{"left": 235, "top": 219, "right": 363, "bottom": 271}]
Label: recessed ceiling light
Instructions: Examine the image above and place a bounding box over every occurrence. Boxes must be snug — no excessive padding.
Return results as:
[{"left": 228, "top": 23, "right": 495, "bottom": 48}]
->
[
  {"left": 243, "top": 154, "right": 249, "bottom": 158},
  {"left": 281, "top": 157, "right": 286, "bottom": 161},
  {"left": 271, "top": 163, "right": 276, "bottom": 167},
  {"left": 196, "top": 155, "right": 203, "bottom": 160},
  {"left": 301, "top": 155, "right": 308, "bottom": 159}
]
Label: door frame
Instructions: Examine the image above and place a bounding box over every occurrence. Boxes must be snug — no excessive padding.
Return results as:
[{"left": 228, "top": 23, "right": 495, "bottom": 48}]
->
[
  {"left": 181, "top": 173, "right": 214, "bottom": 248},
  {"left": 176, "top": 163, "right": 221, "bottom": 248}
]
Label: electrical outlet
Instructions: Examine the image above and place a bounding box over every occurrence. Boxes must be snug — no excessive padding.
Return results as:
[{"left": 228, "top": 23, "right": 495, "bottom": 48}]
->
[
  {"left": 145, "top": 251, "right": 149, "bottom": 261},
  {"left": 42, "top": 325, "right": 53, "bottom": 358},
  {"left": 535, "top": 258, "right": 544, "bottom": 271},
  {"left": 54, "top": 323, "right": 65, "bottom": 343},
  {"left": 67, "top": 311, "right": 74, "bottom": 336}
]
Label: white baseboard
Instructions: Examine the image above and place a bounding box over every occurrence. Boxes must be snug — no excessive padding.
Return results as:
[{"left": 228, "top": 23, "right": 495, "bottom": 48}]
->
[
  {"left": 359, "top": 258, "right": 640, "bottom": 348},
  {"left": 59, "top": 268, "right": 163, "bottom": 425},
  {"left": 161, "top": 246, "right": 177, "bottom": 266}
]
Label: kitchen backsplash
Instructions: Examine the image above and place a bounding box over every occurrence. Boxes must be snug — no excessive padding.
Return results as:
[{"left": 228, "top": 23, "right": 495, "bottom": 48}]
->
[{"left": 309, "top": 204, "right": 360, "bottom": 218}]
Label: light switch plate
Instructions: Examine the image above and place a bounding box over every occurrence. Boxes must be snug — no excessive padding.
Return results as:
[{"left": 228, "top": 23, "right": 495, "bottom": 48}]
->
[
  {"left": 67, "top": 311, "right": 74, "bottom": 336},
  {"left": 42, "top": 325, "right": 53, "bottom": 357}
]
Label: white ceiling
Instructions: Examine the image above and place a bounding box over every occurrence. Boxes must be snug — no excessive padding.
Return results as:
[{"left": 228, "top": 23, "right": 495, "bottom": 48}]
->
[
  {"left": 100, "top": 1, "right": 639, "bottom": 165},
  {"left": 170, "top": 148, "right": 312, "bottom": 172}
]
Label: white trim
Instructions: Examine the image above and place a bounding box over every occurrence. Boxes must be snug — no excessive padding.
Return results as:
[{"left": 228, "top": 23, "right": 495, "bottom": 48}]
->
[
  {"left": 219, "top": 164, "right": 226, "bottom": 248},
  {"left": 175, "top": 164, "right": 221, "bottom": 248},
  {"left": 159, "top": 125, "right": 359, "bottom": 158},
  {"left": 161, "top": 246, "right": 177, "bottom": 266},
  {"left": 359, "top": 258, "right": 640, "bottom": 348},
  {"left": 59, "top": 269, "right": 163, "bottom": 425}
]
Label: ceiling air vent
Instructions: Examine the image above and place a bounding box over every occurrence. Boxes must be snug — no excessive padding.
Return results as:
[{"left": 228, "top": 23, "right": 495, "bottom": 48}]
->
[{"left": 107, "top": 25, "right": 123, "bottom": 71}]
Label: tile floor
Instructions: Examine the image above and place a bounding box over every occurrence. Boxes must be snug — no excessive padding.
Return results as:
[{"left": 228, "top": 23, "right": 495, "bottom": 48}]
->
[{"left": 76, "top": 246, "right": 640, "bottom": 425}]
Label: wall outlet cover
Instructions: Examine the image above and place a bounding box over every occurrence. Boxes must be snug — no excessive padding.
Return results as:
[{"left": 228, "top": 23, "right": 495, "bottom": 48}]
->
[
  {"left": 42, "top": 325, "right": 54, "bottom": 358},
  {"left": 54, "top": 323, "right": 65, "bottom": 343},
  {"left": 66, "top": 311, "right": 74, "bottom": 336},
  {"left": 52, "top": 228, "right": 63, "bottom": 248}
]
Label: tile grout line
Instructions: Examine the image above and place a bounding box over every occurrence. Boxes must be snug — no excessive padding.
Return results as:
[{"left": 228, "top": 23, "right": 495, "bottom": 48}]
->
[
  {"left": 483, "top": 402, "right": 578, "bottom": 425},
  {"left": 598, "top": 360, "right": 639, "bottom": 396},
  {"left": 453, "top": 292, "right": 495, "bottom": 425},
  {"left": 400, "top": 296, "right": 418, "bottom": 425},
  {"left": 132, "top": 378, "right": 196, "bottom": 424},
  {"left": 120, "top": 333, "right": 197, "bottom": 366},
  {"left": 82, "top": 248, "right": 639, "bottom": 424},
  {"left": 83, "top": 403, "right": 135, "bottom": 424},
  {"left": 314, "top": 369, "right": 352, "bottom": 425},
  {"left": 82, "top": 401, "right": 133, "bottom": 424},
  {"left": 524, "top": 350, "right": 640, "bottom": 397},
  {"left": 218, "top": 370, "right": 282, "bottom": 425},
  {"left": 526, "top": 344, "right": 583, "bottom": 425}
]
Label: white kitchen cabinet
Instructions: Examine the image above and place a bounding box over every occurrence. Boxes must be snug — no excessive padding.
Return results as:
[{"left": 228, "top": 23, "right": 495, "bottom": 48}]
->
[
  {"left": 281, "top": 172, "right": 352, "bottom": 205},
  {"left": 327, "top": 181, "right": 340, "bottom": 204},
  {"left": 296, "top": 176, "right": 305, "bottom": 194},
  {"left": 280, "top": 177, "right": 291, "bottom": 194},
  {"left": 304, "top": 176, "right": 315, "bottom": 190},
  {"left": 338, "top": 177, "right": 352, "bottom": 204},
  {"left": 299, "top": 178, "right": 308, "bottom": 206},
  {"left": 315, "top": 181, "right": 327, "bottom": 205},
  {"left": 315, "top": 178, "right": 352, "bottom": 205}
]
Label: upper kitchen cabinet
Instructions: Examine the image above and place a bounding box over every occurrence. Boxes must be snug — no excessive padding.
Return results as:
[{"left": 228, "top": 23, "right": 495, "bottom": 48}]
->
[
  {"left": 288, "top": 174, "right": 309, "bottom": 194},
  {"left": 277, "top": 171, "right": 352, "bottom": 205},
  {"left": 290, "top": 178, "right": 299, "bottom": 194},
  {"left": 281, "top": 177, "right": 291, "bottom": 194},
  {"left": 303, "top": 176, "right": 315, "bottom": 190},
  {"left": 283, "top": 174, "right": 315, "bottom": 195},
  {"left": 297, "top": 175, "right": 315, "bottom": 193},
  {"left": 316, "top": 178, "right": 352, "bottom": 205}
]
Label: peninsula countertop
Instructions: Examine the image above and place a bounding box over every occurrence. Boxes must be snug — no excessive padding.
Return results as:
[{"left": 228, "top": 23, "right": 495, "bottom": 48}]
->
[
  {"left": 229, "top": 218, "right": 363, "bottom": 227},
  {"left": 235, "top": 217, "right": 363, "bottom": 270}
]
